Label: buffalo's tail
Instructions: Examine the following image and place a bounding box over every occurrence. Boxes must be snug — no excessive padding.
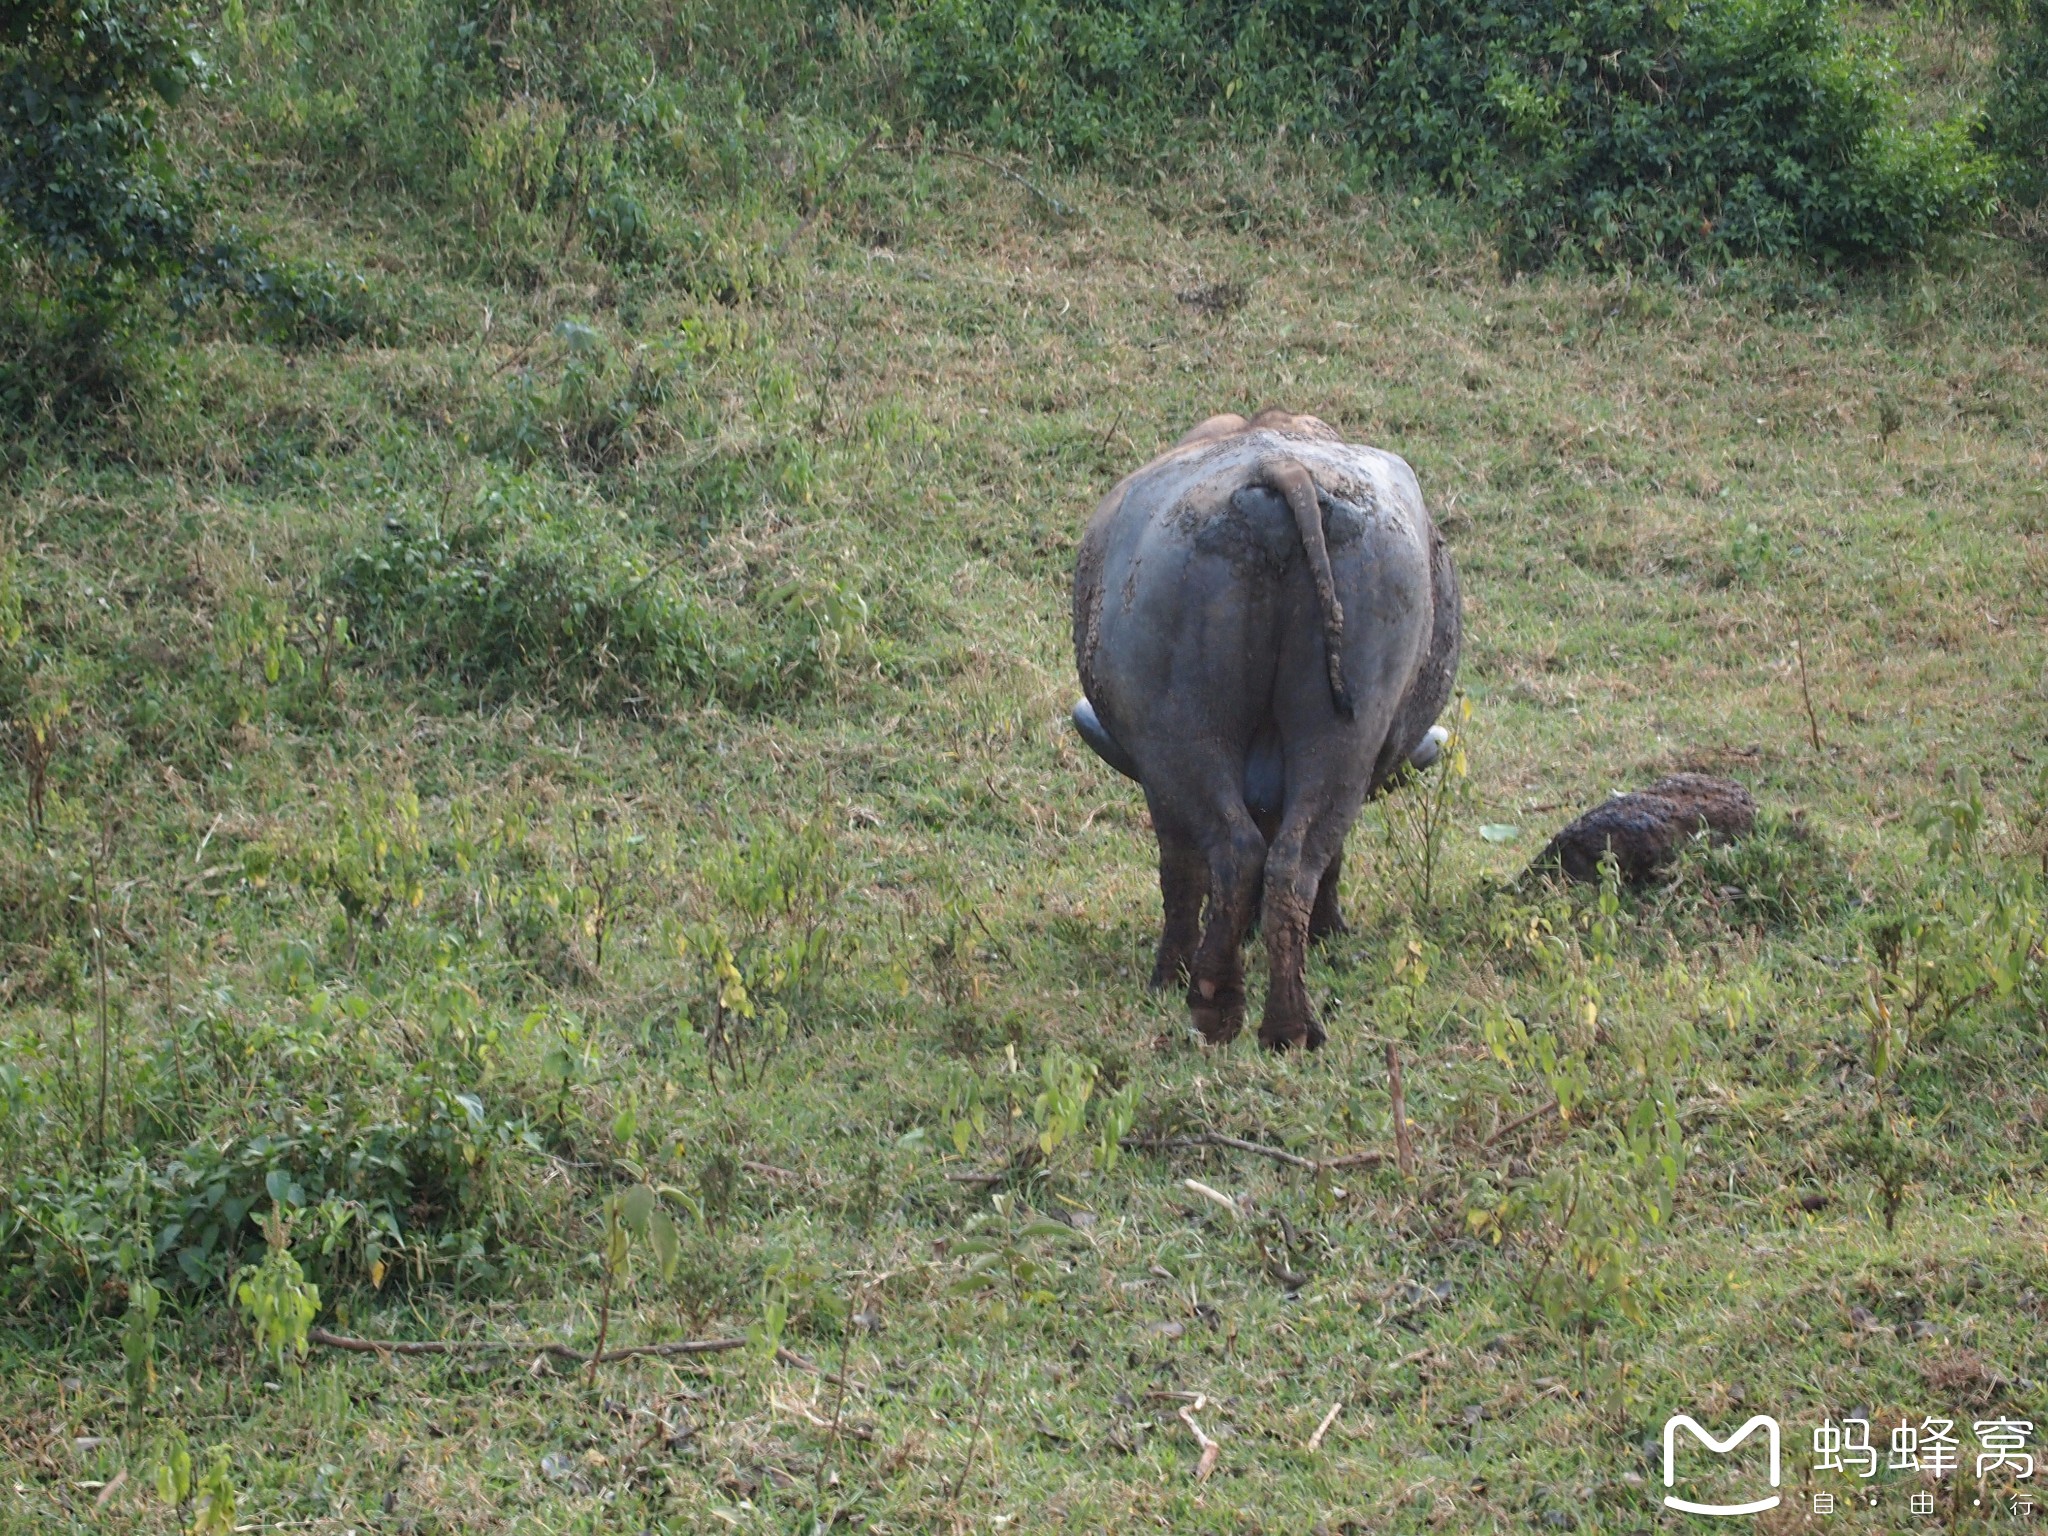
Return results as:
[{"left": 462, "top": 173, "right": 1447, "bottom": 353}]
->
[{"left": 1264, "top": 458, "right": 1355, "bottom": 719}]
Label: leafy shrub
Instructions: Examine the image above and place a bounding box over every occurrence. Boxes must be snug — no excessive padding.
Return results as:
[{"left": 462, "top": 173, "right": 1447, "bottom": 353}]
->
[
  {"left": 336, "top": 478, "right": 720, "bottom": 712},
  {"left": 0, "top": 1, "right": 215, "bottom": 300},
  {"left": 498, "top": 319, "right": 677, "bottom": 472},
  {"left": 335, "top": 474, "right": 866, "bottom": 712},
  {"left": 2, "top": 1091, "right": 542, "bottom": 1302},
  {"left": 240, "top": 257, "right": 381, "bottom": 346},
  {"left": 874, "top": 0, "right": 1998, "bottom": 267},
  {"left": 218, "top": 0, "right": 496, "bottom": 202},
  {"left": 1671, "top": 810, "right": 1854, "bottom": 928},
  {"left": 678, "top": 814, "right": 848, "bottom": 1084},
  {"left": 0, "top": 1, "right": 250, "bottom": 411},
  {"left": 217, "top": 0, "right": 835, "bottom": 246},
  {"left": 1981, "top": 0, "right": 2048, "bottom": 221}
]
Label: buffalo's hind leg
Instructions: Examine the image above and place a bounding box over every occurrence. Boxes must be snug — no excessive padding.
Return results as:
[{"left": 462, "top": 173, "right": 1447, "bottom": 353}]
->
[
  {"left": 1139, "top": 762, "right": 1266, "bottom": 1045},
  {"left": 1149, "top": 832, "right": 1206, "bottom": 991},
  {"left": 1308, "top": 843, "right": 1349, "bottom": 943},
  {"left": 1187, "top": 808, "right": 1265, "bottom": 1045},
  {"left": 1260, "top": 791, "right": 1366, "bottom": 1053}
]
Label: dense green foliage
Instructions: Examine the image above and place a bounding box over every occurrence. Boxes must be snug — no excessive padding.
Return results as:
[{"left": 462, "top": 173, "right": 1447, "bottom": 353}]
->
[
  {"left": 886, "top": 0, "right": 1999, "bottom": 265},
  {"left": 2, "top": 0, "right": 2047, "bottom": 1530},
  {"left": 1981, "top": 0, "right": 2048, "bottom": 216},
  {"left": 335, "top": 472, "right": 868, "bottom": 712},
  {"left": 0, "top": 1, "right": 210, "bottom": 291},
  {"left": 0, "top": 1, "right": 219, "bottom": 410}
]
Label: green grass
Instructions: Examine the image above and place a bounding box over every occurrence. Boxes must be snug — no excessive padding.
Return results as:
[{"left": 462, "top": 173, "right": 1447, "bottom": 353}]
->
[{"left": 4, "top": 17, "right": 2048, "bottom": 1531}]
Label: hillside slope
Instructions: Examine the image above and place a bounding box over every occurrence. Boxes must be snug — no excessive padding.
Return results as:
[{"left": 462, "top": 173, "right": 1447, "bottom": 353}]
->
[{"left": 2, "top": 6, "right": 2046, "bottom": 1530}]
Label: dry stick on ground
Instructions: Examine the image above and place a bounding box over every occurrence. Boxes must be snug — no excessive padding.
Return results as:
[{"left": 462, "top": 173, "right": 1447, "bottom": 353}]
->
[
  {"left": 309, "top": 1327, "right": 853, "bottom": 1387},
  {"left": 309, "top": 1327, "right": 747, "bottom": 1365},
  {"left": 775, "top": 1343, "right": 869, "bottom": 1394},
  {"left": 1178, "top": 1396, "right": 1222, "bottom": 1482},
  {"left": 1306, "top": 1401, "right": 1344, "bottom": 1452},
  {"left": 1097, "top": 403, "right": 1129, "bottom": 457},
  {"left": 1123, "top": 1131, "right": 1387, "bottom": 1174},
  {"left": 948, "top": 1364, "right": 995, "bottom": 1522},
  {"left": 587, "top": 1223, "right": 619, "bottom": 1389},
  {"left": 949, "top": 1130, "right": 1387, "bottom": 1186},
  {"left": 88, "top": 828, "right": 113, "bottom": 1160},
  {"left": 881, "top": 142, "right": 1082, "bottom": 220},
  {"left": 1795, "top": 626, "right": 1825, "bottom": 753},
  {"left": 1483, "top": 1096, "right": 1561, "bottom": 1149},
  {"left": 1183, "top": 1179, "right": 1241, "bottom": 1218},
  {"left": 1386, "top": 1045, "right": 1414, "bottom": 1178},
  {"left": 816, "top": 1292, "right": 857, "bottom": 1502}
]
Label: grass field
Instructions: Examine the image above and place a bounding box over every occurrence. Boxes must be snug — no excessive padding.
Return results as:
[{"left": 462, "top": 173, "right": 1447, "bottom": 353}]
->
[{"left": 3, "top": 10, "right": 2047, "bottom": 1530}]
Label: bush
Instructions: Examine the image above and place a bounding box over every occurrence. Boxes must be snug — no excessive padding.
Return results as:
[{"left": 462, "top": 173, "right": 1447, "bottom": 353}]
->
[
  {"left": 874, "top": 0, "right": 1998, "bottom": 267},
  {"left": 2, "top": 1067, "right": 550, "bottom": 1303},
  {"left": 1981, "top": 0, "right": 2048, "bottom": 218},
  {"left": 0, "top": 2, "right": 215, "bottom": 297},
  {"left": 218, "top": 0, "right": 837, "bottom": 217},
  {"left": 0, "top": 0, "right": 223, "bottom": 409},
  {"left": 1, "top": 4, "right": 378, "bottom": 412},
  {"left": 335, "top": 476, "right": 722, "bottom": 713},
  {"left": 334, "top": 474, "right": 867, "bottom": 712},
  {"left": 1672, "top": 810, "right": 1854, "bottom": 928}
]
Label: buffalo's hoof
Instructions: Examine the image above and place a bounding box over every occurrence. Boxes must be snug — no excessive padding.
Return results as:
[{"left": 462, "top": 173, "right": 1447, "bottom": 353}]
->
[
  {"left": 1258, "top": 1018, "right": 1326, "bottom": 1052},
  {"left": 1188, "top": 981, "right": 1246, "bottom": 1045},
  {"left": 1148, "top": 954, "right": 1191, "bottom": 992}
]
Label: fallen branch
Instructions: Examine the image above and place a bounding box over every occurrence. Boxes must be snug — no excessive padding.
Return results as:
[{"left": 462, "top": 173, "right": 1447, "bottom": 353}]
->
[
  {"left": 1483, "top": 1097, "right": 1560, "bottom": 1148},
  {"left": 1256, "top": 1235, "right": 1308, "bottom": 1289},
  {"left": 1794, "top": 625, "right": 1824, "bottom": 754},
  {"left": 942, "top": 1141, "right": 1043, "bottom": 1187},
  {"left": 1386, "top": 1044, "right": 1414, "bottom": 1179},
  {"left": 881, "top": 142, "right": 1082, "bottom": 220},
  {"left": 774, "top": 1345, "right": 867, "bottom": 1392},
  {"left": 1183, "top": 1179, "right": 1241, "bottom": 1218},
  {"left": 1306, "top": 1401, "right": 1344, "bottom": 1452},
  {"left": 1177, "top": 1395, "right": 1222, "bottom": 1482},
  {"left": 1125, "top": 1130, "right": 1387, "bottom": 1175},
  {"left": 309, "top": 1326, "right": 746, "bottom": 1365},
  {"left": 309, "top": 1328, "right": 868, "bottom": 1389}
]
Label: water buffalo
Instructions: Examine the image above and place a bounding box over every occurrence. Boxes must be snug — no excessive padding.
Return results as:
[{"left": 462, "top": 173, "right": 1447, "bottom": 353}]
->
[{"left": 1071, "top": 410, "right": 1461, "bottom": 1050}]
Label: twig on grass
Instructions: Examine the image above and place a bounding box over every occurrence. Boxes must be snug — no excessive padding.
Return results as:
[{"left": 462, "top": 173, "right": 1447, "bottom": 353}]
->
[
  {"left": 1177, "top": 1395, "right": 1222, "bottom": 1482},
  {"left": 948, "top": 1364, "right": 995, "bottom": 1524},
  {"left": 1306, "top": 1401, "right": 1344, "bottom": 1451},
  {"left": 774, "top": 1345, "right": 868, "bottom": 1393},
  {"left": 1097, "top": 404, "right": 1129, "bottom": 456},
  {"left": 881, "top": 142, "right": 1082, "bottom": 220},
  {"left": 817, "top": 1294, "right": 857, "bottom": 1500},
  {"left": 309, "top": 1326, "right": 747, "bottom": 1365},
  {"left": 311, "top": 1327, "right": 862, "bottom": 1388},
  {"left": 1386, "top": 1045, "right": 1414, "bottom": 1178},
  {"left": 1183, "top": 1179, "right": 1241, "bottom": 1218},
  {"left": 1483, "top": 1096, "right": 1561, "bottom": 1148},
  {"left": 1123, "top": 1130, "right": 1387, "bottom": 1174},
  {"left": 948, "top": 1129, "right": 1387, "bottom": 1188},
  {"left": 1795, "top": 627, "right": 1825, "bottom": 753}
]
